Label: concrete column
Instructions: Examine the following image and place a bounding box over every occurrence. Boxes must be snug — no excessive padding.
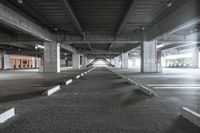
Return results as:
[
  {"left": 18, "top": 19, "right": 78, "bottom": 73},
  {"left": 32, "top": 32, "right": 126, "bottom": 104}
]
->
[
  {"left": 82, "top": 56, "right": 87, "bottom": 67},
  {"left": 192, "top": 47, "right": 199, "bottom": 68},
  {"left": 32, "top": 57, "right": 36, "bottom": 68},
  {"left": 141, "top": 40, "right": 159, "bottom": 72},
  {"left": 44, "top": 42, "right": 60, "bottom": 73},
  {"left": 121, "top": 52, "right": 128, "bottom": 69},
  {"left": 0, "top": 51, "right": 3, "bottom": 69},
  {"left": 3, "top": 51, "right": 10, "bottom": 69},
  {"left": 72, "top": 53, "right": 80, "bottom": 69},
  {"left": 114, "top": 56, "right": 120, "bottom": 68}
]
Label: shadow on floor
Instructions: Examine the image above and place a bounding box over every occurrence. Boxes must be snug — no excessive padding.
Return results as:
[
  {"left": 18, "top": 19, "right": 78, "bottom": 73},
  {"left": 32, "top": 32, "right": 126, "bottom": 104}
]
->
[
  {"left": 166, "top": 117, "right": 200, "bottom": 133},
  {"left": 111, "top": 88, "right": 149, "bottom": 107},
  {"left": 0, "top": 90, "right": 44, "bottom": 103}
]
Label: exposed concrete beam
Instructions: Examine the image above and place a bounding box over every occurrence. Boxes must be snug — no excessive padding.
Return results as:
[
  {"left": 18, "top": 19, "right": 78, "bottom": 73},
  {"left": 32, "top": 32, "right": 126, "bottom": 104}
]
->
[
  {"left": 159, "top": 41, "right": 200, "bottom": 44},
  {"left": 80, "top": 49, "right": 121, "bottom": 54},
  {"left": 161, "top": 42, "right": 199, "bottom": 50},
  {"left": 85, "top": 54, "right": 118, "bottom": 59},
  {"left": 87, "top": 43, "right": 93, "bottom": 52},
  {"left": 108, "top": 43, "right": 113, "bottom": 51},
  {"left": 116, "top": 0, "right": 139, "bottom": 36},
  {"left": 63, "top": 40, "right": 140, "bottom": 44},
  {"left": 122, "top": 43, "right": 141, "bottom": 53},
  {"left": 145, "top": 0, "right": 200, "bottom": 40},
  {"left": 0, "top": 3, "right": 51, "bottom": 41},
  {"left": 60, "top": 0, "right": 84, "bottom": 36},
  {"left": 60, "top": 43, "right": 77, "bottom": 53},
  {"left": 5, "top": 50, "right": 42, "bottom": 56},
  {"left": 0, "top": 43, "right": 34, "bottom": 50},
  {"left": 0, "top": 41, "right": 42, "bottom": 44}
]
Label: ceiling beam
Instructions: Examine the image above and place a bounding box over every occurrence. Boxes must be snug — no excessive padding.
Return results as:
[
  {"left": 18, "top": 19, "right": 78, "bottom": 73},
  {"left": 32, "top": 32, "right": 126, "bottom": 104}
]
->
[
  {"left": 122, "top": 43, "right": 141, "bottom": 53},
  {"left": 63, "top": 40, "right": 140, "bottom": 44},
  {"left": 116, "top": 0, "right": 139, "bottom": 36},
  {"left": 0, "top": 3, "right": 51, "bottom": 41},
  {"left": 159, "top": 41, "right": 200, "bottom": 44},
  {"left": 87, "top": 43, "right": 93, "bottom": 52},
  {"left": 108, "top": 43, "right": 113, "bottom": 51},
  {"left": 161, "top": 42, "right": 199, "bottom": 50},
  {"left": 145, "top": 0, "right": 200, "bottom": 40},
  {"left": 60, "top": 42, "right": 77, "bottom": 53},
  {"left": 61, "top": 0, "right": 84, "bottom": 36}
]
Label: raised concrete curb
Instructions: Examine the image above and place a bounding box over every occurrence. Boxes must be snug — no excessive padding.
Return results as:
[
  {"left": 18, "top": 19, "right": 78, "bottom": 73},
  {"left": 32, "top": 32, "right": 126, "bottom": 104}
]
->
[
  {"left": 75, "top": 67, "right": 95, "bottom": 79},
  {"left": 43, "top": 85, "right": 60, "bottom": 96},
  {"left": 107, "top": 68, "right": 156, "bottom": 96},
  {"left": 180, "top": 107, "right": 200, "bottom": 127},
  {"left": 66, "top": 79, "right": 72, "bottom": 85},
  {"left": 0, "top": 108, "right": 15, "bottom": 123},
  {"left": 76, "top": 75, "right": 80, "bottom": 79},
  {"left": 139, "top": 85, "right": 157, "bottom": 96}
]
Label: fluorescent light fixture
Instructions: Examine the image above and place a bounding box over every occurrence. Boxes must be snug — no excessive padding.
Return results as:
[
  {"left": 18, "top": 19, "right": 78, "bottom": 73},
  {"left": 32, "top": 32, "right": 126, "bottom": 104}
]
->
[
  {"left": 35, "top": 44, "right": 44, "bottom": 49},
  {"left": 157, "top": 44, "right": 164, "bottom": 49},
  {"left": 167, "top": 2, "right": 172, "bottom": 7}
]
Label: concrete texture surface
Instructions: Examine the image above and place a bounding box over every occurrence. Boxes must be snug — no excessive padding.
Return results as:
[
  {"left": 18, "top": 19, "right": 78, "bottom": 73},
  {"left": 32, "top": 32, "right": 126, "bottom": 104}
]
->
[
  {"left": 0, "top": 68, "right": 89, "bottom": 104},
  {"left": 0, "top": 67, "right": 199, "bottom": 133},
  {"left": 110, "top": 68, "right": 200, "bottom": 113}
]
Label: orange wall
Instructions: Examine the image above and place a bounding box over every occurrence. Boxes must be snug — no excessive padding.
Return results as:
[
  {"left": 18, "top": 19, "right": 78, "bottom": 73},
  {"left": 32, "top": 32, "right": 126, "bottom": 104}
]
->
[{"left": 9, "top": 54, "right": 34, "bottom": 69}]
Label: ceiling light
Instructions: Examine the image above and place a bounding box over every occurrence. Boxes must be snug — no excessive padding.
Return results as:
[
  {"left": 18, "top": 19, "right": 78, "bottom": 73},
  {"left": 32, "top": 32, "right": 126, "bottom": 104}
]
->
[
  {"left": 35, "top": 44, "right": 44, "bottom": 49},
  {"left": 167, "top": 2, "right": 172, "bottom": 7},
  {"left": 17, "top": 0, "right": 23, "bottom": 4},
  {"left": 35, "top": 45, "right": 38, "bottom": 50},
  {"left": 157, "top": 44, "right": 164, "bottom": 49}
]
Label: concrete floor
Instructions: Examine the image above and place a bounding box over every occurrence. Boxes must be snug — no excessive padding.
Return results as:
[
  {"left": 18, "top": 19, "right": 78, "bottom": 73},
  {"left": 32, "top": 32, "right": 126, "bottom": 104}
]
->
[
  {"left": 0, "top": 67, "right": 199, "bottom": 132},
  {"left": 0, "top": 67, "right": 88, "bottom": 105},
  {"left": 110, "top": 68, "right": 200, "bottom": 113}
]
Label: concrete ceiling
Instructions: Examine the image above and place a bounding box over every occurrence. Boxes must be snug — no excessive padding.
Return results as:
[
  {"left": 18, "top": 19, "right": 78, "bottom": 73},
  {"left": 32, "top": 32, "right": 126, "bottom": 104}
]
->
[{"left": 0, "top": 0, "right": 199, "bottom": 58}]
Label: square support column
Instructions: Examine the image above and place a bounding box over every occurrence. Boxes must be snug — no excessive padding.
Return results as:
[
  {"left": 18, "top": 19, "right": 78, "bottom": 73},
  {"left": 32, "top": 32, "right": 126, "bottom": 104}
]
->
[
  {"left": 72, "top": 53, "right": 80, "bottom": 69},
  {"left": 114, "top": 56, "right": 120, "bottom": 68},
  {"left": 141, "top": 40, "right": 159, "bottom": 72},
  {"left": 192, "top": 47, "right": 199, "bottom": 68},
  {"left": 121, "top": 52, "right": 128, "bottom": 69},
  {"left": 82, "top": 56, "right": 87, "bottom": 68},
  {"left": 3, "top": 50, "right": 10, "bottom": 70},
  {"left": 44, "top": 42, "right": 60, "bottom": 73}
]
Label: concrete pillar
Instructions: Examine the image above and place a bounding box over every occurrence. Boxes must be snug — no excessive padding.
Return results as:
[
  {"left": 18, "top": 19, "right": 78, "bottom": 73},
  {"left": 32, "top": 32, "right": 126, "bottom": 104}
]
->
[
  {"left": 121, "top": 52, "right": 128, "bottom": 69},
  {"left": 44, "top": 42, "right": 60, "bottom": 73},
  {"left": 32, "top": 57, "right": 36, "bottom": 68},
  {"left": 114, "top": 56, "right": 120, "bottom": 68},
  {"left": 192, "top": 47, "right": 199, "bottom": 68},
  {"left": 82, "top": 56, "right": 87, "bottom": 67},
  {"left": 72, "top": 53, "right": 80, "bottom": 69},
  {"left": 3, "top": 51, "right": 10, "bottom": 69},
  {"left": 141, "top": 40, "right": 160, "bottom": 72},
  {"left": 0, "top": 51, "right": 3, "bottom": 69}
]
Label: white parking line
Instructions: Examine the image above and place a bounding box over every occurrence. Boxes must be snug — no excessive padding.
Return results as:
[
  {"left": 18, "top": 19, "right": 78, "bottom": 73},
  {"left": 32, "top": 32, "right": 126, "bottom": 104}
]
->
[
  {"left": 153, "top": 86, "right": 200, "bottom": 89},
  {"left": 66, "top": 79, "right": 72, "bottom": 85},
  {"left": 148, "top": 84, "right": 200, "bottom": 87},
  {"left": 43, "top": 85, "right": 60, "bottom": 96},
  {"left": 0, "top": 108, "right": 15, "bottom": 123}
]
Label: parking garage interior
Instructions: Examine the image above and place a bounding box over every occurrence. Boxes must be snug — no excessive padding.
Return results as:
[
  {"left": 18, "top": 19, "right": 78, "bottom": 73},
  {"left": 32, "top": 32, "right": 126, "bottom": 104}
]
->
[{"left": 0, "top": 0, "right": 200, "bottom": 133}]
